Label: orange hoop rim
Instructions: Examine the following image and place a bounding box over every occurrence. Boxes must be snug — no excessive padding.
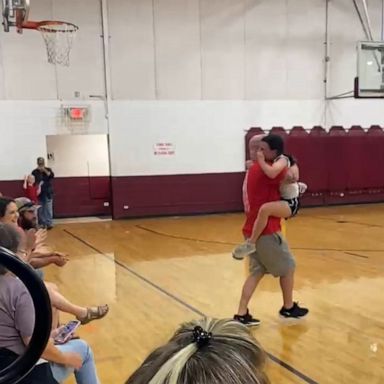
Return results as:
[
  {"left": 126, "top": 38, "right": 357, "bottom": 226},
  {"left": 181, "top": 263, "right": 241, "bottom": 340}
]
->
[{"left": 21, "top": 20, "right": 78, "bottom": 33}]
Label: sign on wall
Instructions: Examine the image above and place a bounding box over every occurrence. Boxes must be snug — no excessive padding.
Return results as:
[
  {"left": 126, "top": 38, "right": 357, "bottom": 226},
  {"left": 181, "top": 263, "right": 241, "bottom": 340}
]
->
[{"left": 153, "top": 142, "right": 175, "bottom": 156}]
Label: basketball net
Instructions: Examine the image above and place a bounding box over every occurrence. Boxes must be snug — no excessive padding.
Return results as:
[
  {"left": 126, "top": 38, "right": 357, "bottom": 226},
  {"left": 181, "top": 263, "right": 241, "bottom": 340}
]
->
[{"left": 37, "top": 22, "right": 78, "bottom": 66}]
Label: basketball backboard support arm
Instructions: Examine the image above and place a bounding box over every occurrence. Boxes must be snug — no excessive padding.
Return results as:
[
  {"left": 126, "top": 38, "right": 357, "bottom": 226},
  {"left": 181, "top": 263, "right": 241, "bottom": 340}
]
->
[{"left": 325, "top": 0, "right": 383, "bottom": 100}]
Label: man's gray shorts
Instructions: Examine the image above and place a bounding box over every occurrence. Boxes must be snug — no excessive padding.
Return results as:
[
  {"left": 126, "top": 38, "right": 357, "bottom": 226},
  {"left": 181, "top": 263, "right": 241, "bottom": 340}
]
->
[{"left": 249, "top": 232, "right": 296, "bottom": 277}]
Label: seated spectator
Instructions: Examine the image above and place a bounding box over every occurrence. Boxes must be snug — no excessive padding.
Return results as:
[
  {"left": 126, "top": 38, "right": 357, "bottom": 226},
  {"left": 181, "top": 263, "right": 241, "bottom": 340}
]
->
[
  {"left": 126, "top": 318, "right": 270, "bottom": 384},
  {"left": 0, "top": 196, "right": 109, "bottom": 328},
  {"left": 15, "top": 197, "right": 68, "bottom": 269},
  {"left": 0, "top": 222, "right": 101, "bottom": 384}
]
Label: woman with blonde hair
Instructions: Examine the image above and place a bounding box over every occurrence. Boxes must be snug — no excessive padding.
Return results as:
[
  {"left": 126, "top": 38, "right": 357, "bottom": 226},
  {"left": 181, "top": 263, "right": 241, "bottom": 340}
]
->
[{"left": 126, "top": 318, "right": 270, "bottom": 384}]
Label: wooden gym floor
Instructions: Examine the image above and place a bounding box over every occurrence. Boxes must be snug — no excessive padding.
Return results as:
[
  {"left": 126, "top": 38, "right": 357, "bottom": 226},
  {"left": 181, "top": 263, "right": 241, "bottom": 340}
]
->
[{"left": 44, "top": 204, "right": 384, "bottom": 384}]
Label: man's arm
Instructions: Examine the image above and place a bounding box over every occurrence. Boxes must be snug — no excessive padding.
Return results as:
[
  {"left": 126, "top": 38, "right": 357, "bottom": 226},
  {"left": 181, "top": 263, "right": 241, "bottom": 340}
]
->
[
  {"left": 43, "top": 167, "right": 54, "bottom": 178},
  {"left": 257, "top": 152, "right": 288, "bottom": 179}
]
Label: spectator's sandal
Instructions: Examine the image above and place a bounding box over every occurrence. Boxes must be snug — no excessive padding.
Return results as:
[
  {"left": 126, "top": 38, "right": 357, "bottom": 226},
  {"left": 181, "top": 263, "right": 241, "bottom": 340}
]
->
[{"left": 77, "top": 305, "right": 109, "bottom": 325}]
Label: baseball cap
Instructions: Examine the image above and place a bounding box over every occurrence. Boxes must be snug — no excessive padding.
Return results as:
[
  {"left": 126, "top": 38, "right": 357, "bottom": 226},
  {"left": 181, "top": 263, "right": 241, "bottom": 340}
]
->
[{"left": 15, "top": 197, "right": 37, "bottom": 213}]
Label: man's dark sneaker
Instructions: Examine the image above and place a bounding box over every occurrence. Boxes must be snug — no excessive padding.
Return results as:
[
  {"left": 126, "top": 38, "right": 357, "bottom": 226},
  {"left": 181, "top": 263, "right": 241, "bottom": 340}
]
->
[
  {"left": 234, "top": 309, "right": 261, "bottom": 326},
  {"left": 279, "top": 302, "right": 309, "bottom": 319}
]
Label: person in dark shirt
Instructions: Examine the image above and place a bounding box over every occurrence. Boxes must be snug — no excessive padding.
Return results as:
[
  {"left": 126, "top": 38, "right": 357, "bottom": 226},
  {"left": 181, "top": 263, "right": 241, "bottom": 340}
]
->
[{"left": 32, "top": 157, "right": 54, "bottom": 229}]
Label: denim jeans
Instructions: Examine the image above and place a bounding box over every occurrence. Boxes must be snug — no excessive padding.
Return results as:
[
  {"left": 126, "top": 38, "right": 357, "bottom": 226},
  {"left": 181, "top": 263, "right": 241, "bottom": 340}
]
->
[
  {"left": 50, "top": 339, "right": 100, "bottom": 384},
  {"left": 38, "top": 198, "right": 53, "bottom": 227}
]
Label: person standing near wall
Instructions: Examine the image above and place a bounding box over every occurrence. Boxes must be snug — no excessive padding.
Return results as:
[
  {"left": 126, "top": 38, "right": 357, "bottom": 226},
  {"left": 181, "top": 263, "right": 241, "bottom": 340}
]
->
[{"left": 32, "top": 157, "right": 54, "bottom": 230}]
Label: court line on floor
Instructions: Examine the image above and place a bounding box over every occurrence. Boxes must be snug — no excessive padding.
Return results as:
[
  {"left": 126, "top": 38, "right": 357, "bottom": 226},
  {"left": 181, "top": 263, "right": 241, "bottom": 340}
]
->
[
  {"left": 135, "top": 224, "right": 235, "bottom": 245},
  {"left": 62, "top": 229, "right": 205, "bottom": 317},
  {"left": 135, "top": 224, "right": 381, "bottom": 254},
  {"left": 343, "top": 252, "right": 369, "bottom": 259},
  {"left": 311, "top": 215, "right": 384, "bottom": 228},
  {"left": 63, "top": 228, "right": 319, "bottom": 384}
]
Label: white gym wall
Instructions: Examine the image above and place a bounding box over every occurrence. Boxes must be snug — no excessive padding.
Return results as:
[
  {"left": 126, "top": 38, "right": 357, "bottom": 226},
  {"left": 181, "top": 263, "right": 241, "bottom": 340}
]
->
[{"left": 0, "top": 0, "right": 383, "bottom": 179}]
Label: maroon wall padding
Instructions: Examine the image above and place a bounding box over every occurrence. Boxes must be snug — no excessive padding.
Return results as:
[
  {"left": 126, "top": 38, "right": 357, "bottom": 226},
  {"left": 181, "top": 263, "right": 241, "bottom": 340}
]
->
[
  {"left": 345, "top": 129, "right": 367, "bottom": 193},
  {"left": 0, "top": 181, "right": 24, "bottom": 199},
  {"left": 311, "top": 126, "right": 327, "bottom": 135},
  {"left": 271, "top": 127, "right": 288, "bottom": 137},
  {"left": 329, "top": 126, "right": 346, "bottom": 134},
  {"left": 349, "top": 125, "right": 364, "bottom": 132},
  {"left": 247, "top": 126, "right": 384, "bottom": 208},
  {"left": 285, "top": 128, "right": 325, "bottom": 206},
  {"left": 290, "top": 126, "right": 306, "bottom": 134},
  {"left": 366, "top": 128, "right": 384, "bottom": 191},
  {"left": 324, "top": 127, "right": 348, "bottom": 204},
  {"left": 111, "top": 173, "right": 244, "bottom": 219},
  {"left": 0, "top": 177, "right": 112, "bottom": 218},
  {"left": 369, "top": 124, "right": 384, "bottom": 131},
  {"left": 53, "top": 177, "right": 111, "bottom": 217},
  {"left": 2, "top": 126, "right": 384, "bottom": 220}
]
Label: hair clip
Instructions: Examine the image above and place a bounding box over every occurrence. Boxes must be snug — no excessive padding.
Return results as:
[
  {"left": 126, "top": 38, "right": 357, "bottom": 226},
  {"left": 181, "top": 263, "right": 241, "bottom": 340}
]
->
[{"left": 192, "top": 326, "right": 212, "bottom": 348}]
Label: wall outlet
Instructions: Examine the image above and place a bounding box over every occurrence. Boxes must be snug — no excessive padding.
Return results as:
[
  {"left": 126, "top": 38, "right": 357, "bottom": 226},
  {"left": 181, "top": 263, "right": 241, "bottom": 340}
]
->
[
  {"left": 103, "top": 202, "right": 110, "bottom": 207},
  {"left": 123, "top": 205, "right": 129, "bottom": 210}
]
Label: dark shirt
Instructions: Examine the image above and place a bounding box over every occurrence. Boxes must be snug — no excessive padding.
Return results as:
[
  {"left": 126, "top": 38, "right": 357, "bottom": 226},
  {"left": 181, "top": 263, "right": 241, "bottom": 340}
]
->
[{"left": 31, "top": 168, "right": 54, "bottom": 201}]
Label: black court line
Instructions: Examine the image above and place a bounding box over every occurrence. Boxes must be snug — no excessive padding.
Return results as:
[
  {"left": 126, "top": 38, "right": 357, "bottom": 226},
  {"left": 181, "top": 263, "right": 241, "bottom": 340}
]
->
[
  {"left": 135, "top": 224, "right": 235, "bottom": 245},
  {"left": 63, "top": 229, "right": 205, "bottom": 317},
  {"left": 136, "top": 224, "right": 381, "bottom": 254},
  {"left": 343, "top": 252, "right": 369, "bottom": 259},
  {"left": 63, "top": 228, "right": 319, "bottom": 384},
  {"left": 312, "top": 216, "right": 384, "bottom": 229}
]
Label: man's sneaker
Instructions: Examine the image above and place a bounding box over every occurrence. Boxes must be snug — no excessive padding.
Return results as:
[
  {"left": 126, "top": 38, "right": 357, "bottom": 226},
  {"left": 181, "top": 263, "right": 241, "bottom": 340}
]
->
[
  {"left": 232, "top": 241, "right": 256, "bottom": 260},
  {"left": 279, "top": 302, "right": 309, "bottom": 319},
  {"left": 234, "top": 309, "right": 261, "bottom": 327}
]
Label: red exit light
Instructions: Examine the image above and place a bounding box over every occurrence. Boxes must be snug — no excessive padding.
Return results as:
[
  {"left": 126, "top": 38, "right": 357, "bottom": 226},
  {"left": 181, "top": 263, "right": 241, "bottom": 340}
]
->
[{"left": 69, "top": 107, "right": 87, "bottom": 120}]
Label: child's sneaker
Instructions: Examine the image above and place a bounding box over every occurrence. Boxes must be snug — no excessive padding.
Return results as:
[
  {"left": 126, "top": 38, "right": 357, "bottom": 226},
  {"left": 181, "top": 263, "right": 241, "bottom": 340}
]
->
[
  {"left": 233, "top": 309, "right": 261, "bottom": 326},
  {"left": 232, "top": 241, "right": 256, "bottom": 260},
  {"left": 298, "top": 182, "right": 308, "bottom": 194},
  {"left": 279, "top": 302, "right": 309, "bottom": 319}
]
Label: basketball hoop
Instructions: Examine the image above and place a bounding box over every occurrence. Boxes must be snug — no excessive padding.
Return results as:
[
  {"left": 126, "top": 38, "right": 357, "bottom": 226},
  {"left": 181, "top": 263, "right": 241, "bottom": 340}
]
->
[
  {"left": 36, "top": 21, "right": 78, "bottom": 66},
  {"left": 2, "top": 1, "right": 78, "bottom": 66}
]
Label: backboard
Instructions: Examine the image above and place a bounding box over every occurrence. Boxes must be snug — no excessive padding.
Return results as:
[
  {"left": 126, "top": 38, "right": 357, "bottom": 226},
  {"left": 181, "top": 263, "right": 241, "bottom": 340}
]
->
[
  {"left": 355, "top": 41, "right": 384, "bottom": 98},
  {"left": 2, "top": 0, "right": 29, "bottom": 32}
]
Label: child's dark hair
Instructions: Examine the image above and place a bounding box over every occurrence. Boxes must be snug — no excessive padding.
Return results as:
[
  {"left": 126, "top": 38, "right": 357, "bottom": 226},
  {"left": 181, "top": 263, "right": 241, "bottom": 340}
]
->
[
  {"left": 261, "top": 134, "right": 284, "bottom": 156},
  {"left": 285, "top": 154, "right": 297, "bottom": 166},
  {"left": 260, "top": 135, "right": 297, "bottom": 166}
]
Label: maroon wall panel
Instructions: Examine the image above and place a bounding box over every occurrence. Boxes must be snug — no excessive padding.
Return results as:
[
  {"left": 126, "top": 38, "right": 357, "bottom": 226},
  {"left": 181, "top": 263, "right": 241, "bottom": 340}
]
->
[
  {"left": 0, "top": 181, "right": 23, "bottom": 198},
  {"left": 1, "top": 177, "right": 111, "bottom": 218},
  {"left": 3, "top": 126, "right": 384, "bottom": 220},
  {"left": 111, "top": 173, "right": 244, "bottom": 218},
  {"left": 53, "top": 177, "right": 111, "bottom": 217}
]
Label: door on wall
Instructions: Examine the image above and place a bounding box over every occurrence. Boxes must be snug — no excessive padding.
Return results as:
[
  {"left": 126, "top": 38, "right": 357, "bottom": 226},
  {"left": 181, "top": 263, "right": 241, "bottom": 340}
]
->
[{"left": 46, "top": 134, "right": 112, "bottom": 218}]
